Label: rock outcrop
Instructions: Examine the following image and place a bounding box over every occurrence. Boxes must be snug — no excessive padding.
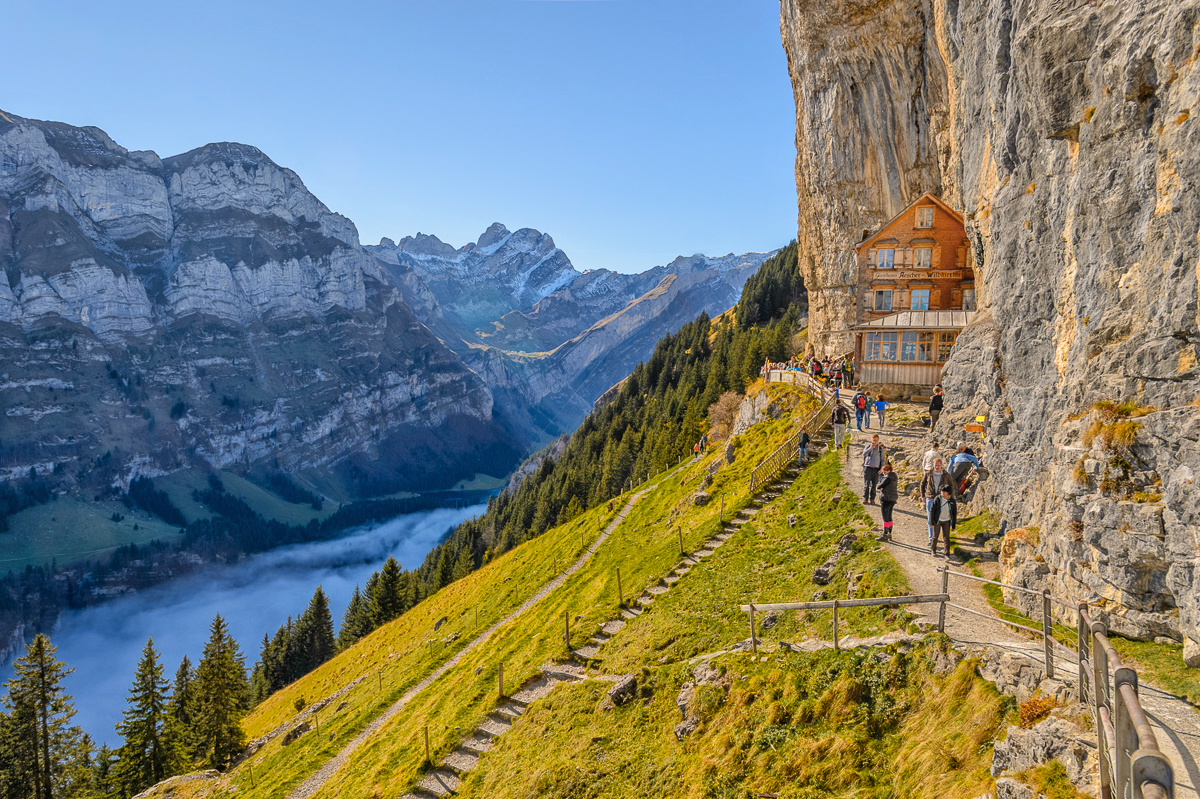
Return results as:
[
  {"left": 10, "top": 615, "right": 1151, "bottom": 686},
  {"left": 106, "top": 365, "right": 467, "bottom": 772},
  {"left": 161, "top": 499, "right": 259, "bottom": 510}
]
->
[{"left": 780, "top": 0, "right": 1200, "bottom": 662}]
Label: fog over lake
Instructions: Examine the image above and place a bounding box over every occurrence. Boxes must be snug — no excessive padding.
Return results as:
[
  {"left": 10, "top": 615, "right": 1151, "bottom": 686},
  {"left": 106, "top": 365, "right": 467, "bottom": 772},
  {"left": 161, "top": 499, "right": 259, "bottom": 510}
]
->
[{"left": 3, "top": 504, "right": 483, "bottom": 747}]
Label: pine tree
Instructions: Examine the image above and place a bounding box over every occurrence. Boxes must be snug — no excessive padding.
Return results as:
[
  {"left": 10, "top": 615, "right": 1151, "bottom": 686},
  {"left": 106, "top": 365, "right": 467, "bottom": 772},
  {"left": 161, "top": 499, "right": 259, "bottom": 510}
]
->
[
  {"left": 193, "top": 615, "right": 249, "bottom": 770},
  {"left": 369, "top": 557, "right": 402, "bottom": 626},
  {"left": 337, "top": 585, "right": 373, "bottom": 650},
  {"left": 167, "top": 655, "right": 196, "bottom": 761},
  {"left": 114, "top": 638, "right": 182, "bottom": 794},
  {"left": 294, "top": 586, "right": 335, "bottom": 674},
  {"left": 451, "top": 545, "right": 473, "bottom": 582},
  {"left": 1, "top": 633, "right": 85, "bottom": 799}
]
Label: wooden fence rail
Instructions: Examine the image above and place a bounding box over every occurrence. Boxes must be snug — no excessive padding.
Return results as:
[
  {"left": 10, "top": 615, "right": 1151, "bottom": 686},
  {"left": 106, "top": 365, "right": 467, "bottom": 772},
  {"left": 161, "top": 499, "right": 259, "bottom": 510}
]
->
[{"left": 748, "top": 394, "right": 835, "bottom": 492}]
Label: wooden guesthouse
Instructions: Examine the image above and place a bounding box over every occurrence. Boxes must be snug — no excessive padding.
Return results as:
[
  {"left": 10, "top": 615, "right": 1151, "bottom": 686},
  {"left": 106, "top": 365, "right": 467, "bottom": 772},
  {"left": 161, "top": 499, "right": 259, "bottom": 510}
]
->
[{"left": 851, "top": 193, "right": 976, "bottom": 392}]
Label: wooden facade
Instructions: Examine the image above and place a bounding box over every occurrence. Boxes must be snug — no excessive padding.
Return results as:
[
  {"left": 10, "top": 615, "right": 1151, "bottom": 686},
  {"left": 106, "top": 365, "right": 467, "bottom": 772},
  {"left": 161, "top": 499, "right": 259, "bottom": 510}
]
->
[{"left": 852, "top": 194, "right": 975, "bottom": 390}]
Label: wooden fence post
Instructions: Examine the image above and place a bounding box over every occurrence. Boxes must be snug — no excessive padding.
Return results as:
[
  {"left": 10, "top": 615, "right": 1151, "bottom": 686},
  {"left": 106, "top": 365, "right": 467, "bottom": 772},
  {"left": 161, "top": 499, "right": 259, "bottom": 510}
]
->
[
  {"left": 564, "top": 609, "right": 570, "bottom": 648},
  {"left": 720, "top": 496, "right": 724, "bottom": 523},
  {"left": 1042, "top": 590, "right": 1054, "bottom": 679},
  {"left": 749, "top": 604, "right": 758, "bottom": 655},
  {"left": 249, "top": 763, "right": 255, "bottom": 788},
  {"left": 616, "top": 568, "right": 624, "bottom": 606},
  {"left": 833, "top": 599, "right": 840, "bottom": 651},
  {"left": 678, "top": 527, "right": 684, "bottom": 555},
  {"left": 424, "top": 724, "right": 431, "bottom": 764},
  {"left": 498, "top": 663, "right": 504, "bottom": 699},
  {"left": 938, "top": 568, "right": 949, "bottom": 634}
]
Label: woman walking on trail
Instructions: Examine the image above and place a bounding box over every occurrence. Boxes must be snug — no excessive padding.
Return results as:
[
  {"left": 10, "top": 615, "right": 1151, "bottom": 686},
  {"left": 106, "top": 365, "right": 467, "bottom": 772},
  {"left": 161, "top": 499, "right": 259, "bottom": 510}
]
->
[
  {"left": 927, "top": 484, "right": 958, "bottom": 557},
  {"left": 873, "top": 394, "right": 889, "bottom": 428},
  {"left": 877, "top": 463, "right": 897, "bottom": 540},
  {"left": 928, "top": 385, "right": 944, "bottom": 431},
  {"left": 798, "top": 429, "right": 810, "bottom": 463}
]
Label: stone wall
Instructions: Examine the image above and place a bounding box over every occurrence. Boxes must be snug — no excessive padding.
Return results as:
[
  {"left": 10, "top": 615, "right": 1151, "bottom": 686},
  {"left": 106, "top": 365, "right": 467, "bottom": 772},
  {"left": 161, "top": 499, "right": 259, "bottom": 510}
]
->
[{"left": 780, "top": 0, "right": 1200, "bottom": 663}]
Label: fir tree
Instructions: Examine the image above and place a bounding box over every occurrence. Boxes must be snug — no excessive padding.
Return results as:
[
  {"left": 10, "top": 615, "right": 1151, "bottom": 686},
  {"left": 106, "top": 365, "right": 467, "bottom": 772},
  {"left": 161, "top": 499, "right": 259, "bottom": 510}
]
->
[
  {"left": 451, "top": 545, "right": 473, "bottom": 582},
  {"left": 369, "top": 557, "right": 403, "bottom": 625},
  {"left": 294, "top": 586, "right": 335, "bottom": 674},
  {"left": 193, "top": 615, "right": 249, "bottom": 770},
  {"left": 337, "top": 585, "right": 372, "bottom": 650},
  {"left": 167, "top": 655, "right": 196, "bottom": 760},
  {"left": 1, "top": 633, "right": 85, "bottom": 799},
  {"left": 114, "top": 638, "right": 182, "bottom": 794}
]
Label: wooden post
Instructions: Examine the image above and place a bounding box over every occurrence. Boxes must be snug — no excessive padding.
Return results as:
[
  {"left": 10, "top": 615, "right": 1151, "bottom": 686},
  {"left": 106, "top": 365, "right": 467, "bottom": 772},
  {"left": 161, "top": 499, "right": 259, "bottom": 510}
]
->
[
  {"left": 833, "top": 599, "right": 840, "bottom": 650},
  {"left": 616, "top": 568, "right": 624, "bottom": 606},
  {"left": 938, "top": 568, "right": 949, "bottom": 634},
  {"left": 378, "top": 670, "right": 382, "bottom": 693},
  {"left": 498, "top": 662, "right": 504, "bottom": 698},
  {"left": 749, "top": 604, "right": 758, "bottom": 655},
  {"left": 424, "top": 724, "right": 431, "bottom": 764},
  {"left": 249, "top": 763, "right": 255, "bottom": 788},
  {"left": 678, "top": 527, "right": 684, "bottom": 555},
  {"left": 564, "top": 609, "right": 570, "bottom": 648},
  {"left": 720, "top": 496, "right": 724, "bottom": 524},
  {"left": 475, "top": 606, "right": 479, "bottom": 629},
  {"left": 314, "top": 710, "right": 319, "bottom": 733},
  {"left": 1042, "top": 590, "right": 1055, "bottom": 679}
]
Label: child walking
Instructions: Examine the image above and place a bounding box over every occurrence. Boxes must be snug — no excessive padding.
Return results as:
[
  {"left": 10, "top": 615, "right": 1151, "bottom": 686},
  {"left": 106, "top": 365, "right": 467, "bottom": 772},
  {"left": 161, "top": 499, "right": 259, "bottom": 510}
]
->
[{"left": 874, "top": 394, "right": 889, "bottom": 428}]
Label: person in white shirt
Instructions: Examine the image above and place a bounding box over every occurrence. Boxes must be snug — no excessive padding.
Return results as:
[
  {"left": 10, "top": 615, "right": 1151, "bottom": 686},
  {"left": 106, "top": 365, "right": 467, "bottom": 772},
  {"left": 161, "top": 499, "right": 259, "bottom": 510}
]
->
[{"left": 922, "top": 440, "right": 942, "bottom": 474}]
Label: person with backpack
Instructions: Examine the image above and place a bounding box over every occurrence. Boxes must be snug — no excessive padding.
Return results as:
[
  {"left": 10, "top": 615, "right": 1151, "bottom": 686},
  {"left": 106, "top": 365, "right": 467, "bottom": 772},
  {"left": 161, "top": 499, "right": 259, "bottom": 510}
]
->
[
  {"left": 928, "top": 484, "right": 958, "bottom": 557},
  {"left": 862, "top": 434, "right": 885, "bottom": 504},
  {"left": 877, "top": 463, "right": 897, "bottom": 540},
  {"left": 852, "top": 389, "right": 869, "bottom": 431},
  {"left": 798, "top": 429, "right": 811, "bottom": 464},
  {"left": 831, "top": 402, "right": 850, "bottom": 449},
  {"left": 873, "top": 394, "right": 889, "bottom": 428},
  {"left": 928, "top": 385, "right": 945, "bottom": 431}
]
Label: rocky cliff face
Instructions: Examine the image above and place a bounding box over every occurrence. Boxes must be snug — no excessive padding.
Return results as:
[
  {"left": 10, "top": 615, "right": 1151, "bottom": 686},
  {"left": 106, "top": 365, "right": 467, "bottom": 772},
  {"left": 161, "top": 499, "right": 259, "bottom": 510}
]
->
[
  {"left": 0, "top": 110, "right": 512, "bottom": 497},
  {"left": 780, "top": 0, "right": 1200, "bottom": 662}
]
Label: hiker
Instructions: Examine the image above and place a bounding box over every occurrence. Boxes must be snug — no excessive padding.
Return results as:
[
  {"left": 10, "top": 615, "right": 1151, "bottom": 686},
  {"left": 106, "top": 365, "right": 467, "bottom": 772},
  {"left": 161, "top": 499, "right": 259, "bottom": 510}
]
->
[
  {"left": 948, "top": 441, "right": 980, "bottom": 471},
  {"left": 842, "top": 357, "right": 854, "bottom": 385},
  {"left": 831, "top": 402, "right": 851, "bottom": 449},
  {"left": 921, "top": 458, "right": 957, "bottom": 542},
  {"left": 700, "top": 432, "right": 709, "bottom": 453},
  {"left": 929, "top": 385, "right": 945, "bottom": 431},
  {"left": 877, "top": 463, "right": 897, "bottom": 540},
  {"left": 852, "top": 389, "right": 869, "bottom": 431},
  {"left": 928, "top": 484, "right": 958, "bottom": 557},
  {"left": 874, "top": 394, "right": 889, "bottom": 428},
  {"left": 798, "top": 429, "right": 810, "bottom": 463},
  {"left": 862, "top": 434, "right": 885, "bottom": 504},
  {"left": 922, "top": 440, "right": 943, "bottom": 476}
]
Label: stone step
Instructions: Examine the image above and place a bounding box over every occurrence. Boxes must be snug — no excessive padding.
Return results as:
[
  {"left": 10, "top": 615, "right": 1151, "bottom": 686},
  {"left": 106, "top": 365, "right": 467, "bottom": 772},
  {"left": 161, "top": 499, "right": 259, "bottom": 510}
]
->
[
  {"left": 540, "top": 663, "right": 586, "bottom": 681},
  {"left": 714, "top": 532, "right": 733, "bottom": 541},
  {"left": 740, "top": 508, "right": 759, "bottom": 516},
  {"left": 694, "top": 548, "right": 714, "bottom": 558},
  {"left": 620, "top": 607, "right": 642, "bottom": 620},
  {"left": 664, "top": 573, "right": 683, "bottom": 585},
  {"left": 591, "top": 630, "right": 612, "bottom": 643},
  {"left": 441, "top": 747, "right": 479, "bottom": 774},
  {"left": 478, "top": 717, "right": 511, "bottom": 737},
  {"left": 415, "top": 769, "right": 461, "bottom": 796},
  {"left": 636, "top": 594, "right": 655, "bottom": 607},
  {"left": 494, "top": 701, "right": 524, "bottom": 720},
  {"left": 600, "top": 620, "right": 626, "bottom": 635},
  {"left": 460, "top": 734, "right": 494, "bottom": 755},
  {"left": 573, "top": 644, "right": 600, "bottom": 659},
  {"left": 646, "top": 584, "right": 669, "bottom": 595}
]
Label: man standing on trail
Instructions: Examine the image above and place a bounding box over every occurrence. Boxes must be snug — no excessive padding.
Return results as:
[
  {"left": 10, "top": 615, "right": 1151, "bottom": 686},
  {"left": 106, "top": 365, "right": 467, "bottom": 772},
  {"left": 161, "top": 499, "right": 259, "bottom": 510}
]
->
[
  {"left": 877, "top": 463, "right": 897, "bottom": 540},
  {"left": 852, "top": 389, "right": 869, "bottom": 431},
  {"left": 831, "top": 402, "right": 850, "bottom": 450},
  {"left": 798, "top": 429, "right": 810, "bottom": 464},
  {"left": 921, "top": 458, "right": 957, "bottom": 542},
  {"left": 862, "top": 434, "right": 885, "bottom": 504},
  {"left": 928, "top": 484, "right": 958, "bottom": 557},
  {"left": 929, "top": 385, "right": 945, "bottom": 432}
]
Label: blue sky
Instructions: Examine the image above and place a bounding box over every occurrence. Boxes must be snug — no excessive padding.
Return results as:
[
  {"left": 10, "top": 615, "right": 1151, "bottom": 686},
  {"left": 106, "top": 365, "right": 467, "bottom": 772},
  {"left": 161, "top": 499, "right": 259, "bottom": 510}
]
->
[{"left": 4, "top": 0, "right": 797, "bottom": 273}]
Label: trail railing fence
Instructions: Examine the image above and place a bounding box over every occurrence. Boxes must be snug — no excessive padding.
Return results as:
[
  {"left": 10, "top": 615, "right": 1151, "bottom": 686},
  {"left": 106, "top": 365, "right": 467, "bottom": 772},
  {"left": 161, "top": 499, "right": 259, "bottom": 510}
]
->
[{"left": 748, "top": 394, "right": 835, "bottom": 492}]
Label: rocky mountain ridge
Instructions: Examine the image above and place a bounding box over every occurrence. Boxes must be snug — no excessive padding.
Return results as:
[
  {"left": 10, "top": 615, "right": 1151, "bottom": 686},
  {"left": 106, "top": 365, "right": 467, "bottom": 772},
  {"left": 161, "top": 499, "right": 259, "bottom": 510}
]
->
[
  {"left": 0, "top": 108, "right": 776, "bottom": 511},
  {"left": 779, "top": 0, "right": 1200, "bottom": 664}
]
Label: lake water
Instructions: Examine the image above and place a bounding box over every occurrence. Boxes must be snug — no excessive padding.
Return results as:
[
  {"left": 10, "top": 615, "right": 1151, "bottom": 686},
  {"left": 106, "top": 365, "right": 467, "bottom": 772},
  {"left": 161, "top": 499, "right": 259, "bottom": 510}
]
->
[{"left": 4, "top": 504, "right": 484, "bottom": 747}]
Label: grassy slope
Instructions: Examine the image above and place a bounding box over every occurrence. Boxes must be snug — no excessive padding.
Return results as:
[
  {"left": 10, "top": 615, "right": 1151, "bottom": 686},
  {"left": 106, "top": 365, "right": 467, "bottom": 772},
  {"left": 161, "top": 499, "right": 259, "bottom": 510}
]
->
[
  {"left": 0, "top": 496, "right": 183, "bottom": 568},
  {"left": 200, "top": 385, "right": 814, "bottom": 799}
]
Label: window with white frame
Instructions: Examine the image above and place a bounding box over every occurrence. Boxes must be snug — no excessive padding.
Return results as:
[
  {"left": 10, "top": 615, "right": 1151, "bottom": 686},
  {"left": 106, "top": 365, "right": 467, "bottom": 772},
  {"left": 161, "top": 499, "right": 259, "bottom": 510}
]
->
[
  {"left": 874, "top": 289, "right": 893, "bottom": 311},
  {"left": 910, "top": 289, "right": 930, "bottom": 310},
  {"left": 917, "top": 207, "right": 934, "bottom": 228},
  {"left": 914, "top": 248, "right": 932, "bottom": 268},
  {"left": 962, "top": 287, "right": 976, "bottom": 311},
  {"left": 876, "top": 249, "right": 895, "bottom": 268}
]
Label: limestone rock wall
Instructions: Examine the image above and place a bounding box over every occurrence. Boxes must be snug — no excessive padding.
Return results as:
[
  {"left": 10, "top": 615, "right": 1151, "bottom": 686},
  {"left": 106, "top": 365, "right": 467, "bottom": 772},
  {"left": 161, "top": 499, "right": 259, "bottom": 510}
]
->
[{"left": 780, "top": 0, "right": 1200, "bottom": 658}]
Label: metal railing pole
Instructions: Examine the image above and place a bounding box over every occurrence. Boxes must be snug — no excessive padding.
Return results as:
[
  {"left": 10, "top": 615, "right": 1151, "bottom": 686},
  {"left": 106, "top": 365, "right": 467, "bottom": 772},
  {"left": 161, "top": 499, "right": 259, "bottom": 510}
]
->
[
  {"left": 1092, "top": 621, "right": 1112, "bottom": 799},
  {"left": 938, "top": 568, "right": 948, "bottom": 633},
  {"left": 1043, "top": 589, "right": 1054, "bottom": 679},
  {"left": 1078, "top": 603, "right": 1089, "bottom": 703}
]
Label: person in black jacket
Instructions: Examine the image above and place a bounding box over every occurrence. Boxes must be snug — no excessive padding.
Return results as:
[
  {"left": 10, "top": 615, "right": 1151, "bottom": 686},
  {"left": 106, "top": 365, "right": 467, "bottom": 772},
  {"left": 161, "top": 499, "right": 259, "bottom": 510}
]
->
[
  {"left": 876, "top": 463, "right": 898, "bottom": 540},
  {"left": 798, "top": 430, "right": 811, "bottom": 463},
  {"left": 929, "top": 385, "right": 945, "bottom": 432},
  {"left": 927, "top": 485, "right": 958, "bottom": 557}
]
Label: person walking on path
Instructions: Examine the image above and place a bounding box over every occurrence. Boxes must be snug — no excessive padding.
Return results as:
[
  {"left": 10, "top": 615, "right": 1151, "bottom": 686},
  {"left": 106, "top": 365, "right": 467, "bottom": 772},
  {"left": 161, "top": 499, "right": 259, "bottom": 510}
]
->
[
  {"left": 874, "top": 394, "right": 889, "bottom": 428},
  {"left": 877, "top": 463, "right": 898, "bottom": 540},
  {"left": 928, "top": 484, "right": 958, "bottom": 557},
  {"left": 862, "top": 434, "right": 886, "bottom": 504},
  {"left": 921, "top": 459, "right": 958, "bottom": 542},
  {"left": 852, "top": 389, "right": 869, "bottom": 431},
  {"left": 928, "top": 385, "right": 944, "bottom": 431},
  {"left": 922, "top": 440, "right": 943, "bottom": 478},
  {"left": 798, "top": 429, "right": 811, "bottom": 464},
  {"left": 831, "top": 402, "right": 851, "bottom": 449}
]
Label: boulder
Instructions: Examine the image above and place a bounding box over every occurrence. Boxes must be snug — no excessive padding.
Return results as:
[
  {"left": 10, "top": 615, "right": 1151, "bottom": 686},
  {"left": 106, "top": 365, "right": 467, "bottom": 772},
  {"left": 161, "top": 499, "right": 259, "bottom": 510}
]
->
[
  {"left": 724, "top": 442, "right": 736, "bottom": 465},
  {"left": 702, "top": 473, "right": 713, "bottom": 489},
  {"left": 693, "top": 491, "right": 712, "bottom": 506},
  {"left": 607, "top": 674, "right": 638, "bottom": 707},
  {"left": 760, "top": 610, "right": 780, "bottom": 630},
  {"left": 991, "top": 716, "right": 1090, "bottom": 780},
  {"left": 434, "top": 616, "right": 448, "bottom": 631},
  {"left": 995, "top": 777, "right": 1042, "bottom": 799},
  {"left": 787, "top": 513, "right": 797, "bottom": 527},
  {"left": 1185, "top": 636, "right": 1200, "bottom": 669},
  {"left": 281, "top": 722, "right": 312, "bottom": 746}
]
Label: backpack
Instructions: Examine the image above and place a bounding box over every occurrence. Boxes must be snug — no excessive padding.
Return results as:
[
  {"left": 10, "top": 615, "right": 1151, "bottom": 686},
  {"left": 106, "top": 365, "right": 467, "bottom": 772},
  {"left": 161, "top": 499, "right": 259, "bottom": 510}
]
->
[{"left": 855, "top": 394, "right": 867, "bottom": 410}]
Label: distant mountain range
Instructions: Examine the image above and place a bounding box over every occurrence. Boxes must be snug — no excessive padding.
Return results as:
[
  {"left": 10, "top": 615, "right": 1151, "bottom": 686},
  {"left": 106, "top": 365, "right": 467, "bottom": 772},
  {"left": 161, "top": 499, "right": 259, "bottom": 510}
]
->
[{"left": 0, "top": 108, "right": 774, "bottom": 502}]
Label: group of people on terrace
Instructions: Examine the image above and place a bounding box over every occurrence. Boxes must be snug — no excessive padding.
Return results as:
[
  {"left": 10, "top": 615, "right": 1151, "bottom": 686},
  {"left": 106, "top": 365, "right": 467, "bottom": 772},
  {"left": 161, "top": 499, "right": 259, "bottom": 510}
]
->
[{"left": 761, "top": 354, "right": 854, "bottom": 388}]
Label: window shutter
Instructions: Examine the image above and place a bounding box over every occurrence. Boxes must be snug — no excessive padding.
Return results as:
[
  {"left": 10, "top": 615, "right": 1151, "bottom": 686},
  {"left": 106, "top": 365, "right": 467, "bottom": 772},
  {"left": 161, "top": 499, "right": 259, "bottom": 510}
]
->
[{"left": 931, "top": 290, "right": 942, "bottom": 307}]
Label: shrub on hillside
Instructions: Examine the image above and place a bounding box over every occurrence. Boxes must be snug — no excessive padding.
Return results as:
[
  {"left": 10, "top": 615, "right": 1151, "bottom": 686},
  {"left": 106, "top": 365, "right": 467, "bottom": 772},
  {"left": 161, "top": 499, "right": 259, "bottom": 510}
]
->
[{"left": 707, "top": 391, "right": 742, "bottom": 441}]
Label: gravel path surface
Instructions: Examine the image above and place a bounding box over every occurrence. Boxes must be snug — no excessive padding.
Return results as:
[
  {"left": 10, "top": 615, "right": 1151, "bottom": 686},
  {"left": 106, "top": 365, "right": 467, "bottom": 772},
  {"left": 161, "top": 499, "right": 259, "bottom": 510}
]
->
[{"left": 287, "top": 485, "right": 655, "bottom": 799}]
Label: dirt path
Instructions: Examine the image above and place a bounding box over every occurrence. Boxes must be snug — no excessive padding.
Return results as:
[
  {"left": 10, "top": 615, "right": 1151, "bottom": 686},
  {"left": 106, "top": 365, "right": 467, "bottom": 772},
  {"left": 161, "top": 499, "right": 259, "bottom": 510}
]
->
[
  {"left": 835, "top": 399, "right": 1200, "bottom": 798},
  {"left": 287, "top": 485, "right": 656, "bottom": 799}
]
